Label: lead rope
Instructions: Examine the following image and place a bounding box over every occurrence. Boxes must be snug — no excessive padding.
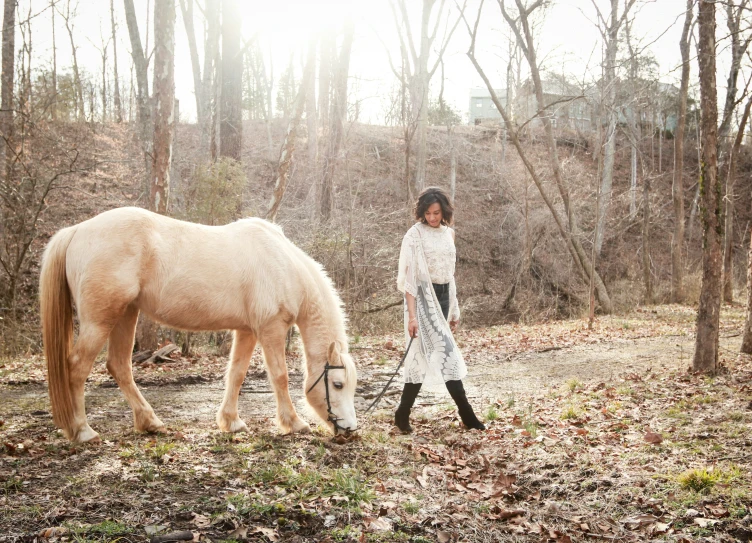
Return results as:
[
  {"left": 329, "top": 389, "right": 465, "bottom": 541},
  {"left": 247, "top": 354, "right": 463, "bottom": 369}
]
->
[{"left": 364, "top": 336, "right": 414, "bottom": 414}]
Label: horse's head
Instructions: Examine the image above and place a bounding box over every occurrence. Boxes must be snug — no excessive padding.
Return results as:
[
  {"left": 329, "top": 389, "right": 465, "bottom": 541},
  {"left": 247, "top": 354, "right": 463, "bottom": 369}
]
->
[{"left": 305, "top": 341, "right": 357, "bottom": 434}]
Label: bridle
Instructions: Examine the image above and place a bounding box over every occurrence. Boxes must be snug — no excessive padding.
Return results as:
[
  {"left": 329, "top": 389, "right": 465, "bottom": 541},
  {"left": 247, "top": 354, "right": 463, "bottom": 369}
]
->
[{"left": 307, "top": 363, "right": 350, "bottom": 434}]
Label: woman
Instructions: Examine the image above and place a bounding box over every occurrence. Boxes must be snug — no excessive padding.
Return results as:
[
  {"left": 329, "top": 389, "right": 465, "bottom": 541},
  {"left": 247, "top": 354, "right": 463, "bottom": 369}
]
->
[{"left": 395, "top": 187, "right": 485, "bottom": 433}]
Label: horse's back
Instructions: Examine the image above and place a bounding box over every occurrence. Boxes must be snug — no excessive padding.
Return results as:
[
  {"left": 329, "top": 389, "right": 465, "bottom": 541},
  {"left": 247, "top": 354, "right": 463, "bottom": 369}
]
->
[{"left": 63, "top": 207, "right": 321, "bottom": 331}]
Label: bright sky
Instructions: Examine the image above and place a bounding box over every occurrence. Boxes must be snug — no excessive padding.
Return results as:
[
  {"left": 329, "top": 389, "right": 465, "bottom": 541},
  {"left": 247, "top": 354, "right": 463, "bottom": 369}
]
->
[{"left": 19, "top": 0, "right": 720, "bottom": 125}]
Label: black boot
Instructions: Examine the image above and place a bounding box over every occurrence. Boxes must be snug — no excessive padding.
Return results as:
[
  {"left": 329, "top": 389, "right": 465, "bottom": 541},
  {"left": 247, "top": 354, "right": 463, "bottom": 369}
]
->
[
  {"left": 395, "top": 383, "right": 422, "bottom": 433},
  {"left": 445, "top": 380, "right": 486, "bottom": 430}
]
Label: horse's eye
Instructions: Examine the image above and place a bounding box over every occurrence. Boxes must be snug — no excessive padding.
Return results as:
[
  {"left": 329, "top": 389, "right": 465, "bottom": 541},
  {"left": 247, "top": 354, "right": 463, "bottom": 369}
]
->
[{"left": 333, "top": 382, "right": 344, "bottom": 390}]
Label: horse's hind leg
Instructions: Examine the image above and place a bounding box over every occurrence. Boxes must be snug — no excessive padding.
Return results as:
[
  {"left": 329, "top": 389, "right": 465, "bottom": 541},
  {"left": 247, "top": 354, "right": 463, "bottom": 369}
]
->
[
  {"left": 106, "top": 305, "right": 165, "bottom": 434},
  {"left": 217, "top": 330, "right": 257, "bottom": 433},
  {"left": 258, "top": 322, "right": 310, "bottom": 434},
  {"left": 67, "top": 323, "right": 111, "bottom": 442}
]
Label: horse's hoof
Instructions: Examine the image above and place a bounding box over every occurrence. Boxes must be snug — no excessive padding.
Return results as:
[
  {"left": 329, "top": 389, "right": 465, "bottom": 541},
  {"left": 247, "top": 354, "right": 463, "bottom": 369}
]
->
[
  {"left": 290, "top": 419, "right": 311, "bottom": 434},
  {"left": 216, "top": 411, "right": 248, "bottom": 433},
  {"left": 222, "top": 418, "right": 248, "bottom": 433},
  {"left": 135, "top": 418, "right": 167, "bottom": 434},
  {"left": 71, "top": 426, "right": 100, "bottom": 443}
]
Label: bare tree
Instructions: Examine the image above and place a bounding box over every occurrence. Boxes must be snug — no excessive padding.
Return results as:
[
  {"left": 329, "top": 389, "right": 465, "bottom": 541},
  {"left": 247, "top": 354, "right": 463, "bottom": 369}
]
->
[
  {"left": 693, "top": 0, "right": 722, "bottom": 373},
  {"left": 671, "top": 0, "right": 693, "bottom": 303},
  {"left": 305, "top": 37, "right": 318, "bottom": 166},
  {"left": 219, "top": 0, "right": 242, "bottom": 161},
  {"left": 110, "top": 0, "right": 122, "bottom": 123},
  {"left": 1, "top": 0, "right": 15, "bottom": 179},
  {"left": 59, "top": 0, "right": 85, "bottom": 120},
  {"left": 466, "top": 0, "right": 613, "bottom": 313},
  {"left": 724, "top": 93, "right": 752, "bottom": 303},
  {"left": 150, "top": 0, "right": 175, "bottom": 213},
  {"left": 319, "top": 16, "right": 354, "bottom": 221},
  {"left": 267, "top": 44, "right": 315, "bottom": 222},
  {"left": 178, "top": 0, "right": 203, "bottom": 127},
  {"left": 124, "top": 0, "right": 150, "bottom": 138},
  {"left": 591, "top": 0, "right": 638, "bottom": 255},
  {"left": 718, "top": 1, "right": 752, "bottom": 303},
  {"left": 50, "top": 0, "right": 57, "bottom": 121},
  {"left": 387, "top": 0, "right": 465, "bottom": 199}
]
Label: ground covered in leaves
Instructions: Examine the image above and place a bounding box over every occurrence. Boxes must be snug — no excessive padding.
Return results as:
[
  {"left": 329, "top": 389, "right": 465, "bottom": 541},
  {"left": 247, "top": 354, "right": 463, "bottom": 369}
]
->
[{"left": 1, "top": 306, "right": 752, "bottom": 542}]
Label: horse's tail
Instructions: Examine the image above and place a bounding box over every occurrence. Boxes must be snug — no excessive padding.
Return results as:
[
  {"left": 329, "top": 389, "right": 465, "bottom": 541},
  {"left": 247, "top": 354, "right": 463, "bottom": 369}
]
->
[{"left": 40, "top": 226, "right": 77, "bottom": 431}]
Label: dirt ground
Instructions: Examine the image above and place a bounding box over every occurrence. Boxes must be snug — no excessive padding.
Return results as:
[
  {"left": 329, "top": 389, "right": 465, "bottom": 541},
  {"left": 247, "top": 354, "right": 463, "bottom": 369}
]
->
[{"left": 1, "top": 306, "right": 751, "bottom": 542}]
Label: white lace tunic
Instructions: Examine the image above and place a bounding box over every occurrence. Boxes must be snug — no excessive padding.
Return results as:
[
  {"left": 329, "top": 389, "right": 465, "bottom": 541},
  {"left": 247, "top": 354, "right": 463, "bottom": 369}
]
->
[
  {"left": 396, "top": 222, "right": 466, "bottom": 384},
  {"left": 397, "top": 223, "right": 460, "bottom": 321}
]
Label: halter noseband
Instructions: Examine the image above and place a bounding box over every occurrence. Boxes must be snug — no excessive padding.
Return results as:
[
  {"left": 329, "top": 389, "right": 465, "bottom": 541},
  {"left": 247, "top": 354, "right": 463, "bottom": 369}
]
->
[{"left": 306, "top": 364, "right": 350, "bottom": 434}]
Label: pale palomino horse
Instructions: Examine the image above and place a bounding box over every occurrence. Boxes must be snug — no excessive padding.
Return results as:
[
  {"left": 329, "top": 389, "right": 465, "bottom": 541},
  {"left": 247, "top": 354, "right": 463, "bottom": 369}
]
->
[{"left": 40, "top": 207, "right": 357, "bottom": 443}]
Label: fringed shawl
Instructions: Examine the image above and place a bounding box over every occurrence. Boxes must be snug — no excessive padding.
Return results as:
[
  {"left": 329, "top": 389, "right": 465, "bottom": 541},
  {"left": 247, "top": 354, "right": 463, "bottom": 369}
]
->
[{"left": 397, "top": 225, "right": 467, "bottom": 385}]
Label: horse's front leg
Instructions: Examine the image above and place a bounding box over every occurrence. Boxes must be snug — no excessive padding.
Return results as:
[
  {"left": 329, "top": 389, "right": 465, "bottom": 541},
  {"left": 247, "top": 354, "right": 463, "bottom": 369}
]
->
[
  {"left": 258, "top": 323, "right": 310, "bottom": 434},
  {"left": 216, "top": 330, "right": 257, "bottom": 433}
]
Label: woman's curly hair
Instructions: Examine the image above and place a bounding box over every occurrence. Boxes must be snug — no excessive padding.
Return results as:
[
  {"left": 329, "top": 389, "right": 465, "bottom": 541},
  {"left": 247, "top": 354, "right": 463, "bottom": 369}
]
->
[{"left": 414, "top": 186, "right": 454, "bottom": 226}]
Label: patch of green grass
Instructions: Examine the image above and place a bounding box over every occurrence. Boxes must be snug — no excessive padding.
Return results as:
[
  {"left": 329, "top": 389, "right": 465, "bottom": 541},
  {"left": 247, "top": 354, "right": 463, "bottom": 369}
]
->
[
  {"left": 728, "top": 411, "right": 745, "bottom": 422},
  {"left": 560, "top": 403, "right": 583, "bottom": 420},
  {"left": 402, "top": 500, "right": 420, "bottom": 514},
  {"left": 329, "top": 525, "right": 361, "bottom": 542},
  {"left": 68, "top": 520, "right": 133, "bottom": 539},
  {"left": 324, "top": 468, "right": 376, "bottom": 505},
  {"left": 616, "top": 386, "right": 633, "bottom": 396},
  {"left": 605, "top": 400, "right": 622, "bottom": 413},
  {"left": 139, "top": 461, "right": 158, "bottom": 482},
  {"left": 145, "top": 441, "right": 176, "bottom": 459},
  {"left": 485, "top": 404, "right": 499, "bottom": 421},
  {"left": 692, "top": 394, "right": 717, "bottom": 405},
  {"left": 506, "top": 394, "right": 516, "bottom": 408},
  {"left": 523, "top": 418, "right": 538, "bottom": 438},
  {"left": 677, "top": 466, "right": 742, "bottom": 494},
  {"left": 373, "top": 356, "right": 389, "bottom": 366},
  {"left": 3, "top": 476, "right": 22, "bottom": 494},
  {"left": 566, "top": 378, "right": 582, "bottom": 393}
]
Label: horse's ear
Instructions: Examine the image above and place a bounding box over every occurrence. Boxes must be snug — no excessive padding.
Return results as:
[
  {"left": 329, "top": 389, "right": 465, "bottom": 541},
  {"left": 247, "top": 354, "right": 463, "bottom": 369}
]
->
[{"left": 328, "top": 341, "right": 341, "bottom": 363}]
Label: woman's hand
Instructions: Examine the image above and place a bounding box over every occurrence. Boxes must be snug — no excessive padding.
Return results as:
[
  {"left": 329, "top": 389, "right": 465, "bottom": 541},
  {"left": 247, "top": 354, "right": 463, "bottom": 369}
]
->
[
  {"left": 449, "top": 319, "right": 459, "bottom": 332},
  {"left": 408, "top": 318, "right": 419, "bottom": 338}
]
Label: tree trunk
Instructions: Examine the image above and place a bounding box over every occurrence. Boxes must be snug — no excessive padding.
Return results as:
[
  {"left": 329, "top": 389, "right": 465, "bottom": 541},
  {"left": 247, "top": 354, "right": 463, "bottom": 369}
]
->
[
  {"left": 411, "top": 0, "right": 435, "bottom": 197},
  {"left": 50, "top": 0, "right": 57, "bottom": 121},
  {"left": 150, "top": 0, "right": 175, "bottom": 214},
  {"left": 201, "top": 0, "right": 219, "bottom": 156},
  {"left": 671, "top": 0, "right": 692, "bottom": 304},
  {"left": 1, "top": 0, "right": 15, "bottom": 177},
  {"left": 124, "top": 0, "right": 150, "bottom": 138},
  {"left": 266, "top": 45, "right": 315, "bottom": 222},
  {"left": 305, "top": 38, "right": 318, "bottom": 166},
  {"left": 449, "top": 126, "right": 456, "bottom": 201},
  {"left": 111, "top": 0, "right": 122, "bottom": 123},
  {"left": 319, "top": 17, "right": 354, "bottom": 222},
  {"left": 62, "top": 1, "right": 84, "bottom": 120},
  {"left": 100, "top": 42, "right": 108, "bottom": 122},
  {"left": 178, "top": 0, "right": 203, "bottom": 127},
  {"left": 594, "top": 0, "right": 621, "bottom": 256},
  {"left": 219, "top": 0, "right": 242, "bottom": 161},
  {"left": 693, "top": 0, "right": 722, "bottom": 374},
  {"left": 726, "top": 95, "right": 752, "bottom": 305},
  {"left": 742, "top": 227, "right": 752, "bottom": 352},
  {"left": 628, "top": 109, "right": 637, "bottom": 220},
  {"left": 642, "top": 176, "right": 652, "bottom": 304},
  {"left": 723, "top": 184, "right": 734, "bottom": 303}
]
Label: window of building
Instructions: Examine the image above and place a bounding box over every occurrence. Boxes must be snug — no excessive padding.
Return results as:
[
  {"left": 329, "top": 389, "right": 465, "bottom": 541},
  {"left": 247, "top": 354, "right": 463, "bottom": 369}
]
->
[{"left": 476, "top": 100, "right": 483, "bottom": 108}]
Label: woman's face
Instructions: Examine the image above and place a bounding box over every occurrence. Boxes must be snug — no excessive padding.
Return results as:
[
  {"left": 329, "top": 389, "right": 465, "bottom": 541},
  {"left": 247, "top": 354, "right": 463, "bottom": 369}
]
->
[{"left": 424, "top": 202, "right": 443, "bottom": 228}]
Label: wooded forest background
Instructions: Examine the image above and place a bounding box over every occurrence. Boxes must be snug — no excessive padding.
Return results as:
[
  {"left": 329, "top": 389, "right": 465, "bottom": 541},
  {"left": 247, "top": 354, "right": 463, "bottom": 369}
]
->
[{"left": 0, "top": 0, "right": 748, "bottom": 376}]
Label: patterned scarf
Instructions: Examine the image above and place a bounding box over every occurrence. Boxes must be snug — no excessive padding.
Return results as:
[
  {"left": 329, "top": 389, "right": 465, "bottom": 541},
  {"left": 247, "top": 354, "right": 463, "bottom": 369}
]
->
[{"left": 402, "top": 229, "right": 467, "bottom": 386}]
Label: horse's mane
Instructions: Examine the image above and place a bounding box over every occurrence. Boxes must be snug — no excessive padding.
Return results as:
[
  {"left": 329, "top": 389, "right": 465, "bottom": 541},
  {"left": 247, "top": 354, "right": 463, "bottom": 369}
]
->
[{"left": 241, "top": 218, "right": 350, "bottom": 364}]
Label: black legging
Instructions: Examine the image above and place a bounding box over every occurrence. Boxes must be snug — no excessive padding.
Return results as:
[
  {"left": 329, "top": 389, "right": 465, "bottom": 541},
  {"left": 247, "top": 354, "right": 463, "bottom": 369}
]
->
[
  {"left": 396, "top": 282, "right": 484, "bottom": 430},
  {"left": 432, "top": 282, "right": 450, "bottom": 320}
]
